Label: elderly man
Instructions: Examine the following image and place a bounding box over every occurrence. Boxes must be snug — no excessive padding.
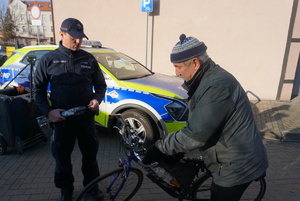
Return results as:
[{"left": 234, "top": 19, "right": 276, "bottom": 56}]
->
[{"left": 143, "top": 34, "right": 268, "bottom": 201}]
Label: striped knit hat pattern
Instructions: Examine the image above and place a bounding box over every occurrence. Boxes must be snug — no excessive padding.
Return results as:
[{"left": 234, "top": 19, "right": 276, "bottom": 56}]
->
[{"left": 170, "top": 34, "right": 207, "bottom": 63}]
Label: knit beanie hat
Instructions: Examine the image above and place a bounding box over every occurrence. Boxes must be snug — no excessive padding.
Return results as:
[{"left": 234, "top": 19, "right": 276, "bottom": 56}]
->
[{"left": 170, "top": 34, "right": 207, "bottom": 63}]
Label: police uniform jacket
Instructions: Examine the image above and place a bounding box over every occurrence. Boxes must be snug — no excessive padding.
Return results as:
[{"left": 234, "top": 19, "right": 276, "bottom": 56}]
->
[{"left": 34, "top": 41, "right": 107, "bottom": 117}]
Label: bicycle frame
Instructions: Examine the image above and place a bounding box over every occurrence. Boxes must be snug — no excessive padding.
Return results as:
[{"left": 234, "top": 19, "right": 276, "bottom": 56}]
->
[
  {"left": 109, "top": 149, "right": 141, "bottom": 199},
  {"left": 108, "top": 114, "right": 208, "bottom": 200},
  {"left": 113, "top": 142, "right": 206, "bottom": 200}
]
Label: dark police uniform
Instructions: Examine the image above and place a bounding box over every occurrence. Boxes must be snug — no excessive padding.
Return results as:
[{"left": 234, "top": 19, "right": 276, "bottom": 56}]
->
[{"left": 34, "top": 41, "right": 107, "bottom": 195}]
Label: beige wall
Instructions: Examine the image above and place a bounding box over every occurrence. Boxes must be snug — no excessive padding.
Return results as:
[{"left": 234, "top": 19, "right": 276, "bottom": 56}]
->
[{"left": 52, "top": 0, "right": 297, "bottom": 101}]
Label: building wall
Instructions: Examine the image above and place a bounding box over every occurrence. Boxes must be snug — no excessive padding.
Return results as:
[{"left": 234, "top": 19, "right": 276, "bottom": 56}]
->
[
  {"left": 23, "top": 1, "right": 53, "bottom": 39},
  {"left": 51, "top": 0, "right": 298, "bottom": 101},
  {"left": 9, "top": 0, "right": 53, "bottom": 44},
  {"left": 9, "top": 0, "right": 28, "bottom": 38}
]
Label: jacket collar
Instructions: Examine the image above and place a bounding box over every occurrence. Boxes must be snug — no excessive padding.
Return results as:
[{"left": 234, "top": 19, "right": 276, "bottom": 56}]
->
[
  {"left": 58, "top": 40, "right": 78, "bottom": 56},
  {"left": 182, "top": 58, "right": 212, "bottom": 100}
]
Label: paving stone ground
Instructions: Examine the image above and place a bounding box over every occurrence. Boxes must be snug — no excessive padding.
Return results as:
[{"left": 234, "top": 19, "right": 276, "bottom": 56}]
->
[{"left": 0, "top": 96, "right": 300, "bottom": 201}]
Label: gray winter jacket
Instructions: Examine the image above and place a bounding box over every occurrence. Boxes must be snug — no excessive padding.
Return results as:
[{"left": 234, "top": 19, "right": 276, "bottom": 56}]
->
[{"left": 156, "top": 59, "right": 268, "bottom": 187}]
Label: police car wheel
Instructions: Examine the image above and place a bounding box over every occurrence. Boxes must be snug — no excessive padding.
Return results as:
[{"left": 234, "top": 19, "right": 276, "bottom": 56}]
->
[
  {"left": 118, "top": 109, "right": 159, "bottom": 148},
  {"left": 0, "top": 136, "right": 7, "bottom": 155}
]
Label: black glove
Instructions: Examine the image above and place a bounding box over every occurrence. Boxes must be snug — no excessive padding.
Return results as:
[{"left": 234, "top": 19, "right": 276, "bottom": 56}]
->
[{"left": 142, "top": 145, "right": 166, "bottom": 164}]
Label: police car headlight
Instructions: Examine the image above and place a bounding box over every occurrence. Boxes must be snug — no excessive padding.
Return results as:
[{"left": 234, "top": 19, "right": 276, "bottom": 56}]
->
[{"left": 165, "top": 101, "right": 188, "bottom": 121}]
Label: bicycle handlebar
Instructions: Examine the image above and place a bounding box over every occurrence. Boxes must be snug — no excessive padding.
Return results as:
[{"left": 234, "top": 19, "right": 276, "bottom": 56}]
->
[
  {"left": 110, "top": 113, "right": 147, "bottom": 159},
  {"left": 109, "top": 113, "right": 122, "bottom": 118}
]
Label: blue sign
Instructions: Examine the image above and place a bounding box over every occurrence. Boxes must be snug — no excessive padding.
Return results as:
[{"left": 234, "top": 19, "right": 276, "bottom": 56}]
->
[{"left": 141, "top": 0, "right": 153, "bottom": 12}]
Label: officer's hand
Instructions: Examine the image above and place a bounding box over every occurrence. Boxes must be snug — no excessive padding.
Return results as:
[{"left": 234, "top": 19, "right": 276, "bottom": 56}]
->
[
  {"left": 88, "top": 99, "right": 99, "bottom": 111},
  {"left": 142, "top": 144, "right": 166, "bottom": 164},
  {"left": 48, "top": 109, "right": 65, "bottom": 123}
]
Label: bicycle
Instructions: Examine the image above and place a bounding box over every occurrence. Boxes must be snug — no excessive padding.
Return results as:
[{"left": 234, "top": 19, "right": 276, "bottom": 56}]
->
[{"left": 75, "top": 113, "right": 267, "bottom": 201}]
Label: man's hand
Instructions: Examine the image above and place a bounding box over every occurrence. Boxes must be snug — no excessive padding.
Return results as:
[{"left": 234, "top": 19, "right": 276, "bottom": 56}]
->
[
  {"left": 48, "top": 109, "right": 65, "bottom": 123},
  {"left": 142, "top": 144, "right": 185, "bottom": 165},
  {"left": 142, "top": 144, "right": 166, "bottom": 164},
  {"left": 88, "top": 99, "right": 99, "bottom": 111}
]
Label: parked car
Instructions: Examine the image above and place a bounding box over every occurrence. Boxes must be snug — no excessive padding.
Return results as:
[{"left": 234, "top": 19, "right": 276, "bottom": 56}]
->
[
  {"left": 0, "top": 50, "right": 7, "bottom": 66},
  {"left": 0, "top": 42, "right": 188, "bottom": 147}
]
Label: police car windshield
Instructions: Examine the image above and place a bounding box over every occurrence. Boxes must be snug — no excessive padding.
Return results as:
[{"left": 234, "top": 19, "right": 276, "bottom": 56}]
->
[
  {"left": 92, "top": 52, "right": 153, "bottom": 80},
  {"left": 21, "top": 50, "right": 52, "bottom": 65}
]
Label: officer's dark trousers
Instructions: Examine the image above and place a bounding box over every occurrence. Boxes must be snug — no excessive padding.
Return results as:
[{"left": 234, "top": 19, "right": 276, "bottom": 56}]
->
[{"left": 51, "top": 117, "right": 100, "bottom": 195}]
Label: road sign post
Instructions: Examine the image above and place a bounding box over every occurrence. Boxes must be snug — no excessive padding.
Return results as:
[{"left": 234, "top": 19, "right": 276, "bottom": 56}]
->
[
  {"left": 30, "top": 5, "right": 41, "bottom": 45},
  {"left": 141, "top": 0, "right": 153, "bottom": 69},
  {"left": 141, "top": 0, "right": 153, "bottom": 12}
]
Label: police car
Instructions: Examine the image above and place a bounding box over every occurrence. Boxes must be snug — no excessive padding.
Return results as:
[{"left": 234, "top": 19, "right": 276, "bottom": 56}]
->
[{"left": 0, "top": 41, "right": 188, "bottom": 146}]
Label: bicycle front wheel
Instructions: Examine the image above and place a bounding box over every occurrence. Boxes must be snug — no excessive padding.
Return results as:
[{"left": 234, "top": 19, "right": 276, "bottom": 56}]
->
[{"left": 75, "top": 167, "right": 143, "bottom": 201}]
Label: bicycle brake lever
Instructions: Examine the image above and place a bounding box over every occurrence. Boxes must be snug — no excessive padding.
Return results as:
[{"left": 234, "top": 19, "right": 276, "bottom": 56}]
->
[{"left": 113, "top": 126, "right": 121, "bottom": 133}]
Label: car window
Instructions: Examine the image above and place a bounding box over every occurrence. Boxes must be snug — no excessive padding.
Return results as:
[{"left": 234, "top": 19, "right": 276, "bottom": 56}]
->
[
  {"left": 101, "top": 70, "right": 111, "bottom": 80},
  {"left": 92, "top": 52, "right": 153, "bottom": 80},
  {"left": 20, "top": 50, "right": 52, "bottom": 65},
  {"left": 4, "top": 51, "right": 17, "bottom": 61}
]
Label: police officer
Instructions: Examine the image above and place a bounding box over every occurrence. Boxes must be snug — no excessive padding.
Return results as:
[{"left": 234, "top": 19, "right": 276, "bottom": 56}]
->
[{"left": 34, "top": 18, "right": 106, "bottom": 201}]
